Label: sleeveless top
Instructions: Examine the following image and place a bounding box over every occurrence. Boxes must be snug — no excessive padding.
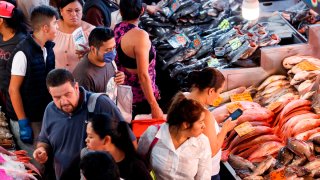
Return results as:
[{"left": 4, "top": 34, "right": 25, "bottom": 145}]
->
[
  {"left": 114, "top": 22, "right": 160, "bottom": 104},
  {"left": 212, "top": 120, "right": 221, "bottom": 175}
]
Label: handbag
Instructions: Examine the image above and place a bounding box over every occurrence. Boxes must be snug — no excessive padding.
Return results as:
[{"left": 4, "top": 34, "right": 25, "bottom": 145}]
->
[{"left": 106, "top": 61, "right": 133, "bottom": 123}]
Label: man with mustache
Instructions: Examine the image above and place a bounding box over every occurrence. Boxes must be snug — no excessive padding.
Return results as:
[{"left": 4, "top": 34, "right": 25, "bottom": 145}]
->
[{"left": 33, "top": 68, "right": 136, "bottom": 179}]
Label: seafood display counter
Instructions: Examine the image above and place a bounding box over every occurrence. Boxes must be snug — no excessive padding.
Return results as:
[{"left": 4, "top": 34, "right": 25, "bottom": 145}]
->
[{"left": 218, "top": 24, "right": 320, "bottom": 179}]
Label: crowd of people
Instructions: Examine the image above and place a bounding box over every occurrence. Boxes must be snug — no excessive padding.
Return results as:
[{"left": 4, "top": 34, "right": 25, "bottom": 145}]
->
[{"left": 0, "top": 0, "right": 238, "bottom": 180}]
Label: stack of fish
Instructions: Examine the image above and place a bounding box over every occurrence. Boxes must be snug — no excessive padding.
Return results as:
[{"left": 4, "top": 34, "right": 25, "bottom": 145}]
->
[
  {"left": 253, "top": 75, "right": 298, "bottom": 107},
  {"left": 282, "top": 1, "right": 320, "bottom": 35},
  {"left": 212, "top": 101, "right": 283, "bottom": 163},
  {"left": 228, "top": 137, "right": 320, "bottom": 179},
  {"left": 139, "top": 0, "right": 282, "bottom": 83},
  {"left": 272, "top": 99, "right": 320, "bottom": 141},
  {"left": 282, "top": 55, "right": 320, "bottom": 100},
  {"left": 0, "top": 146, "right": 40, "bottom": 179}
]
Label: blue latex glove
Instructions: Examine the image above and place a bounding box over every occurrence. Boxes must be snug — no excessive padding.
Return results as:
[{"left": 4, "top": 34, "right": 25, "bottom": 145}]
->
[{"left": 18, "top": 119, "right": 33, "bottom": 144}]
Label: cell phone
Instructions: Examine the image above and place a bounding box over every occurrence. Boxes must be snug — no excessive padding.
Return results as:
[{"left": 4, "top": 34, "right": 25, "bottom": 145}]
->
[{"left": 225, "top": 108, "right": 243, "bottom": 121}]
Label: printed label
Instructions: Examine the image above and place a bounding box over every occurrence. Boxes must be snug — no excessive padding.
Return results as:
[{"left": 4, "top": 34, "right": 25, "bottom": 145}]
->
[
  {"left": 167, "top": 33, "right": 190, "bottom": 48},
  {"left": 189, "top": 34, "right": 202, "bottom": 49},
  {"left": 207, "top": 57, "right": 219, "bottom": 67},
  {"left": 228, "top": 38, "right": 242, "bottom": 50},
  {"left": 270, "top": 169, "right": 286, "bottom": 180},
  {"left": 230, "top": 92, "right": 253, "bottom": 102},
  {"left": 227, "top": 102, "right": 244, "bottom": 113},
  {"left": 218, "top": 19, "right": 230, "bottom": 30},
  {"left": 296, "top": 60, "right": 320, "bottom": 71},
  {"left": 212, "top": 96, "right": 223, "bottom": 107},
  {"left": 234, "top": 122, "right": 255, "bottom": 137}
]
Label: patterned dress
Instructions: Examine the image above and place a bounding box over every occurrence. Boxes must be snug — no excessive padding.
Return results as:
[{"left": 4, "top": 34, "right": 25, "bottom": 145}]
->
[{"left": 114, "top": 22, "right": 160, "bottom": 104}]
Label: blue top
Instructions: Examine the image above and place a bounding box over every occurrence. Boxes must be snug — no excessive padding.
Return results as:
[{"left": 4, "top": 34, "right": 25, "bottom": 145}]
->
[{"left": 38, "top": 87, "right": 136, "bottom": 179}]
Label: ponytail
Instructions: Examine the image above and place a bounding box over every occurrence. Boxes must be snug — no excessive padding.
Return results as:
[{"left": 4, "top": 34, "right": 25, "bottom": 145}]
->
[{"left": 114, "top": 121, "right": 137, "bottom": 159}]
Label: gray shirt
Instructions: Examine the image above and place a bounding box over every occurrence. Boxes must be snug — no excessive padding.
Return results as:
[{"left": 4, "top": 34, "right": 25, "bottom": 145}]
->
[{"left": 73, "top": 54, "right": 115, "bottom": 93}]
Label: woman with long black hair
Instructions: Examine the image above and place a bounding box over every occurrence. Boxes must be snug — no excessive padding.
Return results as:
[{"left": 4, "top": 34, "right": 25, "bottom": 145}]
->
[{"left": 85, "top": 113, "right": 151, "bottom": 180}]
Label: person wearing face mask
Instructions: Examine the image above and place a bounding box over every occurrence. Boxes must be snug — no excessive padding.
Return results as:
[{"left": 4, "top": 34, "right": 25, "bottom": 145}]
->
[{"left": 73, "top": 27, "right": 125, "bottom": 93}]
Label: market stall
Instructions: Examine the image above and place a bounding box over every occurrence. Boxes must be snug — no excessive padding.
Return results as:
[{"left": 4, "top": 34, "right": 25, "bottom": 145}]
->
[
  {"left": 214, "top": 24, "right": 320, "bottom": 179},
  {"left": 143, "top": 0, "right": 320, "bottom": 179}
]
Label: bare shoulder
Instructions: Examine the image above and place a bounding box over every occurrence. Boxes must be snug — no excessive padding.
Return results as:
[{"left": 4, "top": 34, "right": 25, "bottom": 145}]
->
[{"left": 131, "top": 28, "right": 149, "bottom": 39}]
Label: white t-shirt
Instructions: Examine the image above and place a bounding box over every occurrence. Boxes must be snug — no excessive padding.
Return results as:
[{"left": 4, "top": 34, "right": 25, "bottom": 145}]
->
[{"left": 11, "top": 48, "right": 47, "bottom": 76}]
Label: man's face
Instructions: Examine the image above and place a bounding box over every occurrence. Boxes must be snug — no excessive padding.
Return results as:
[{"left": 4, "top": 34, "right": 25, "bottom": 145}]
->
[
  {"left": 49, "top": 81, "right": 80, "bottom": 114},
  {"left": 45, "top": 16, "right": 58, "bottom": 41},
  {"left": 94, "top": 38, "right": 116, "bottom": 62}
]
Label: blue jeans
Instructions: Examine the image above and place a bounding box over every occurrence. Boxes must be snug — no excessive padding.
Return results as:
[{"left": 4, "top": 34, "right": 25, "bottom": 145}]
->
[{"left": 211, "top": 174, "right": 220, "bottom": 180}]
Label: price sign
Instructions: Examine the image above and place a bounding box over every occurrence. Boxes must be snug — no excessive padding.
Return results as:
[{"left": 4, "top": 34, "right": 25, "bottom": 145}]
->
[
  {"left": 267, "top": 102, "right": 282, "bottom": 111},
  {"left": 228, "top": 38, "right": 242, "bottom": 50},
  {"left": 212, "top": 96, "right": 223, "bottom": 107},
  {"left": 170, "top": 0, "right": 180, "bottom": 13},
  {"left": 218, "top": 19, "right": 230, "bottom": 30},
  {"left": 207, "top": 58, "right": 219, "bottom": 67},
  {"left": 230, "top": 92, "right": 253, "bottom": 102},
  {"left": 227, "top": 102, "right": 244, "bottom": 113},
  {"left": 168, "top": 33, "right": 190, "bottom": 48},
  {"left": 296, "top": 60, "right": 320, "bottom": 71},
  {"left": 270, "top": 169, "right": 286, "bottom": 180},
  {"left": 234, "top": 122, "right": 255, "bottom": 137},
  {"left": 189, "top": 34, "right": 202, "bottom": 49}
]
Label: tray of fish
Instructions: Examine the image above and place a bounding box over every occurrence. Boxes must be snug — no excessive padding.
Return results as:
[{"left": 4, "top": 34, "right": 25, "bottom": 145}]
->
[
  {"left": 140, "top": 0, "right": 295, "bottom": 86},
  {"left": 281, "top": 0, "right": 320, "bottom": 38}
]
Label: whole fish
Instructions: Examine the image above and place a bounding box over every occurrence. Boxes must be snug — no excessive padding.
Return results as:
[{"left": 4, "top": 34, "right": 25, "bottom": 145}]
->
[
  {"left": 285, "top": 166, "right": 311, "bottom": 177},
  {"left": 228, "top": 41, "right": 251, "bottom": 64},
  {"left": 228, "top": 154, "right": 256, "bottom": 171},
  {"left": 231, "top": 134, "right": 281, "bottom": 155},
  {"left": 287, "top": 138, "right": 315, "bottom": 161},
  {"left": 278, "top": 99, "right": 311, "bottom": 120},
  {"left": 304, "top": 158, "right": 320, "bottom": 171},
  {"left": 292, "top": 118, "right": 320, "bottom": 137},
  {"left": 289, "top": 155, "right": 307, "bottom": 166},
  {"left": 215, "top": 27, "right": 238, "bottom": 47},
  {"left": 252, "top": 156, "right": 276, "bottom": 176},
  {"left": 222, "top": 126, "right": 274, "bottom": 161},
  {"left": 295, "top": 127, "right": 320, "bottom": 141},
  {"left": 282, "top": 55, "right": 320, "bottom": 69},
  {"left": 248, "top": 141, "right": 284, "bottom": 162},
  {"left": 276, "top": 147, "right": 294, "bottom": 168},
  {"left": 258, "top": 75, "right": 287, "bottom": 91},
  {"left": 162, "top": 46, "right": 200, "bottom": 70}
]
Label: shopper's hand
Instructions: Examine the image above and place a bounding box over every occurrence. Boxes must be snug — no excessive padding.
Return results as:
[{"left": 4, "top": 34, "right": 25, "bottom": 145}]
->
[
  {"left": 33, "top": 147, "right": 48, "bottom": 164},
  {"left": 221, "top": 118, "right": 238, "bottom": 133},
  {"left": 75, "top": 44, "right": 89, "bottom": 59},
  {"left": 151, "top": 105, "right": 164, "bottom": 119},
  {"left": 114, "top": 71, "right": 125, "bottom": 85},
  {"left": 18, "top": 119, "right": 33, "bottom": 144}
]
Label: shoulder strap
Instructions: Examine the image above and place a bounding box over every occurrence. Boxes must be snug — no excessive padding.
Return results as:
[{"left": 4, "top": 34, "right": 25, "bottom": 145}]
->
[
  {"left": 146, "top": 125, "right": 161, "bottom": 158},
  {"left": 87, "top": 93, "right": 104, "bottom": 113}
]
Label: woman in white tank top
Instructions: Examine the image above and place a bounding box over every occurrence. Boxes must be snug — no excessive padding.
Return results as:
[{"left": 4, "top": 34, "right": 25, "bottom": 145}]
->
[{"left": 184, "top": 67, "right": 238, "bottom": 180}]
